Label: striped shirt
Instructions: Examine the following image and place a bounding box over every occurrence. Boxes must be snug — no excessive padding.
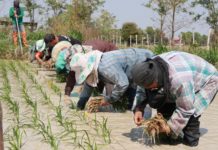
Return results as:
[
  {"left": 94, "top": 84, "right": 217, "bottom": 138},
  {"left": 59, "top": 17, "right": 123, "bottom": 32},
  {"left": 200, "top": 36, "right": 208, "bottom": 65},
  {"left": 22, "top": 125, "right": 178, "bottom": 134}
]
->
[{"left": 79, "top": 48, "right": 154, "bottom": 103}]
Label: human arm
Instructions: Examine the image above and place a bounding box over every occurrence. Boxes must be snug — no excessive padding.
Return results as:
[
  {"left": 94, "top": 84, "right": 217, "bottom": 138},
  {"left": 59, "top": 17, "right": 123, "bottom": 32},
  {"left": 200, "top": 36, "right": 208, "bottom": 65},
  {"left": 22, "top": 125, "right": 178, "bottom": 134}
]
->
[
  {"left": 9, "top": 8, "right": 15, "bottom": 18},
  {"left": 102, "top": 69, "right": 130, "bottom": 103},
  {"left": 65, "top": 71, "right": 76, "bottom": 96},
  {"left": 133, "top": 86, "right": 147, "bottom": 125},
  {"left": 35, "top": 52, "right": 44, "bottom": 65}
]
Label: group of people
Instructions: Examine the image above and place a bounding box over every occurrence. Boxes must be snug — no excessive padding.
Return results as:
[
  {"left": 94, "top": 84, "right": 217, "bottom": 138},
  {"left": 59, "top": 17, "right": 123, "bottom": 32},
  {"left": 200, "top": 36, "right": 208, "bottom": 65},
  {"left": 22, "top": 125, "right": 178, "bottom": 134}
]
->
[{"left": 10, "top": 0, "right": 218, "bottom": 148}]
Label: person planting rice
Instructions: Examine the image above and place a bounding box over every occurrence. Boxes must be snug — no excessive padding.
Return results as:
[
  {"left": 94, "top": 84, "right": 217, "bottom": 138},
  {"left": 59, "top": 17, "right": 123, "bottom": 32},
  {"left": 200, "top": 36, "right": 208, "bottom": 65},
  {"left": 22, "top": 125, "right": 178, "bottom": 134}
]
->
[
  {"left": 29, "top": 39, "right": 47, "bottom": 65},
  {"left": 52, "top": 40, "right": 118, "bottom": 106},
  {"left": 70, "top": 49, "right": 154, "bottom": 111},
  {"left": 131, "top": 51, "right": 218, "bottom": 146},
  {"left": 43, "top": 33, "right": 82, "bottom": 60}
]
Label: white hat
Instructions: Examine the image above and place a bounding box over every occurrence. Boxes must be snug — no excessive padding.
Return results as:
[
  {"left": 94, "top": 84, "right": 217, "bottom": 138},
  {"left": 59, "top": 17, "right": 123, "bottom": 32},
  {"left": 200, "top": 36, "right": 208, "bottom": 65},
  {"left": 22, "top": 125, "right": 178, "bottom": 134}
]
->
[{"left": 35, "top": 39, "right": 46, "bottom": 52}]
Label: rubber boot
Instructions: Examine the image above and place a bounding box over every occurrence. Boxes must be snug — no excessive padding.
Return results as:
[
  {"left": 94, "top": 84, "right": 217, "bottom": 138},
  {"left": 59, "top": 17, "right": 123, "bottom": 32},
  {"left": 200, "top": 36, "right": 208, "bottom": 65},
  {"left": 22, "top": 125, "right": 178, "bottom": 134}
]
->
[
  {"left": 13, "top": 32, "right": 18, "bottom": 46},
  {"left": 21, "top": 32, "right": 28, "bottom": 47}
]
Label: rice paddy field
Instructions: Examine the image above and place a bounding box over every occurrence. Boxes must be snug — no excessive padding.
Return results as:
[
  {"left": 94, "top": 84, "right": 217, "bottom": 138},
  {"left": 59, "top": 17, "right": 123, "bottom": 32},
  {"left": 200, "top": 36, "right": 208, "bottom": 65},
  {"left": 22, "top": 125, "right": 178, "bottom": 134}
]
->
[{"left": 0, "top": 60, "right": 218, "bottom": 150}]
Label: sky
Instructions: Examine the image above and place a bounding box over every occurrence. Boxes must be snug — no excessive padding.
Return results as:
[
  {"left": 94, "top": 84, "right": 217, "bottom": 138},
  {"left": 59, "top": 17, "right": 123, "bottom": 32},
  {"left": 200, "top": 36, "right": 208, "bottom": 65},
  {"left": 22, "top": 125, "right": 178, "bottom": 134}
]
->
[
  {"left": 0, "top": 0, "right": 210, "bottom": 36},
  {"left": 101, "top": 0, "right": 210, "bottom": 36}
]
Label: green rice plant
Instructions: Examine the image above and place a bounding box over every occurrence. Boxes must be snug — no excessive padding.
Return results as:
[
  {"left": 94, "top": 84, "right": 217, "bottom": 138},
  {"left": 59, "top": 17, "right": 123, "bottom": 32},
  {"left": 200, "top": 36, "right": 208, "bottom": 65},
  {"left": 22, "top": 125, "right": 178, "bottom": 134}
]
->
[
  {"left": 8, "top": 61, "right": 19, "bottom": 79},
  {"left": 99, "top": 117, "right": 111, "bottom": 144},
  {"left": 83, "top": 130, "right": 98, "bottom": 150},
  {"left": 55, "top": 105, "right": 64, "bottom": 126},
  {"left": 48, "top": 80, "right": 61, "bottom": 95},
  {"left": 37, "top": 118, "right": 59, "bottom": 150},
  {"left": 21, "top": 81, "right": 34, "bottom": 108},
  {"left": 8, "top": 125, "right": 24, "bottom": 150},
  {"left": 31, "top": 101, "right": 40, "bottom": 128}
]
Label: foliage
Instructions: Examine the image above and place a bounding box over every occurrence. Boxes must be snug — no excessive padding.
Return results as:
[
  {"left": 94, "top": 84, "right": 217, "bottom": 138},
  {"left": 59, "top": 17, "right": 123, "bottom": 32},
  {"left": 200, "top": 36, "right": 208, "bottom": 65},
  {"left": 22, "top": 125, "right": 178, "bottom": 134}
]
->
[
  {"left": 45, "top": 0, "right": 68, "bottom": 16},
  {"left": 145, "top": 0, "right": 169, "bottom": 44},
  {"left": 121, "top": 22, "right": 139, "bottom": 45},
  {"left": 189, "top": 46, "right": 218, "bottom": 65},
  {"left": 94, "top": 10, "right": 117, "bottom": 38},
  {"left": 181, "top": 31, "right": 208, "bottom": 46},
  {"left": 192, "top": 0, "right": 218, "bottom": 47},
  {"left": 68, "top": 29, "right": 83, "bottom": 42},
  {"left": 153, "top": 44, "right": 169, "bottom": 54},
  {"left": 27, "top": 30, "right": 46, "bottom": 42}
]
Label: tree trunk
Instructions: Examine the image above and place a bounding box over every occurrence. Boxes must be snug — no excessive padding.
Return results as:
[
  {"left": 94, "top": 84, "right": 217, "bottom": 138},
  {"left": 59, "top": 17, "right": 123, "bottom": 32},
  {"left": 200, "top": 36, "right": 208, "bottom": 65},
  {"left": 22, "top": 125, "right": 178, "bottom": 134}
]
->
[
  {"left": 171, "top": 6, "right": 176, "bottom": 45},
  {"left": 160, "top": 15, "right": 164, "bottom": 44}
]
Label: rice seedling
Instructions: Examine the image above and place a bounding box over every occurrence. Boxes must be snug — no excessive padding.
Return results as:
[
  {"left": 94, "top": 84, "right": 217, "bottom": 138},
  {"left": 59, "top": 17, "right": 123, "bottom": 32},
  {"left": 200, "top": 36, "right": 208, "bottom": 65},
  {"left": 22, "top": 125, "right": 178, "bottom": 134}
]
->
[
  {"left": 99, "top": 117, "right": 111, "bottom": 144},
  {"left": 141, "top": 113, "right": 170, "bottom": 144},
  {"left": 47, "top": 80, "right": 61, "bottom": 95},
  {"left": 37, "top": 118, "right": 59, "bottom": 150},
  {"left": 8, "top": 125, "right": 24, "bottom": 150}
]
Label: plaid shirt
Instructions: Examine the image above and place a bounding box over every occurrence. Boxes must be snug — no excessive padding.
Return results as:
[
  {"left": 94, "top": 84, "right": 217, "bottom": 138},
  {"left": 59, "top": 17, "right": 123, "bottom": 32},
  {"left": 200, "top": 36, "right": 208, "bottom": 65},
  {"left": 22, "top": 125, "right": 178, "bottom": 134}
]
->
[
  {"left": 79, "top": 48, "right": 154, "bottom": 103},
  {"left": 134, "top": 51, "right": 218, "bottom": 136}
]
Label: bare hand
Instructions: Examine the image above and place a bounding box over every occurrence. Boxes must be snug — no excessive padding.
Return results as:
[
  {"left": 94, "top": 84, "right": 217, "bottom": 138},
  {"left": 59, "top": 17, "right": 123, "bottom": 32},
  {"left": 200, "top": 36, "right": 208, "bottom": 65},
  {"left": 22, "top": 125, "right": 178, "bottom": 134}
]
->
[
  {"left": 134, "top": 110, "right": 143, "bottom": 126},
  {"left": 100, "top": 99, "right": 110, "bottom": 106},
  {"left": 14, "top": 12, "right": 18, "bottom": 18},
  {"left": 64, "top": 95, "right": 72, "bottom": 107}
]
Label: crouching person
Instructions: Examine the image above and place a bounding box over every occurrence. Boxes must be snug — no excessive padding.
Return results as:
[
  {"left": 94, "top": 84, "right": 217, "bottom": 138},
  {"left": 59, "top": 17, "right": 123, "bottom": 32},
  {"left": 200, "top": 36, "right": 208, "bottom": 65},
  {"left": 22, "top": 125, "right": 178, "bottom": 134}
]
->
[
  {"left": 131, "top": 51, "right": 218, "bottom": 146},
  {"left": 70, "top": 48, "right": 154, "bottom": 111},
  {"left": 52, "top": 40, "right": 118, "bottom": 106},
  {"left": 29, "top": 39, "right": 46, "bottom": 64}
]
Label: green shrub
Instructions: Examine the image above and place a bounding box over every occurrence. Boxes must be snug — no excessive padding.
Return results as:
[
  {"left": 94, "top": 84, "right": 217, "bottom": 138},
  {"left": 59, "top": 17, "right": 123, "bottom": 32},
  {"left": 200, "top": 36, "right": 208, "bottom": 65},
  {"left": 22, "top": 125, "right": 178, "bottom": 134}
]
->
[
  {"left": 27, "top": 30, "right": 46, "bottom": 42},
  {"left": 189, "top": 47, "right": 218, "bottom": 65},
  {"left": 153, "top": 44, "right": 168, "bottom": 55},
  {"left": 67, "top": 29, "right": 83, "bottom": 42}
]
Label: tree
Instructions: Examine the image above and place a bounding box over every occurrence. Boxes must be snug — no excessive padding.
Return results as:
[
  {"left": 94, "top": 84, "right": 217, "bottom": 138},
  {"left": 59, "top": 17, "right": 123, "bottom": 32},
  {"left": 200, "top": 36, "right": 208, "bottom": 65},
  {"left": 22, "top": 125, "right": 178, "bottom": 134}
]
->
[
  {"left": 192, "top": 0, "right": 218, "bottom": 47},
  {"left": 167, "top": 0, "right": 188, "bottom": 42},
  {"left": 72, "top": 0, "right": 105, "bottom": 25},
  {"left": 121, "top": 22, "right": 139, "bottom": 45},
  {"left": 94, "top": 10, "right": 116, "bottom": 38},
  {"left": 21, "top": 0, "right": 41, "bottom": 31},
  {"left": 145, "top": 0, "right": 169, "bottom": 44},
  {"left": 45, "top": 0, "right": 68, "bottom": 16}
]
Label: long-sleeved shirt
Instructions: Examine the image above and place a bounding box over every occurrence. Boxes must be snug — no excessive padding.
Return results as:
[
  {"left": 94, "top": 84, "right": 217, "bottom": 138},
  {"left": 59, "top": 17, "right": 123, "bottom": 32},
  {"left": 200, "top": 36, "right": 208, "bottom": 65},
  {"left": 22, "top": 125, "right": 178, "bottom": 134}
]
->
[
  {"left": 65, "top": 40, "right": 117, "bottom": 96},
  {"left": 79, "top": 48, "right": 154, "bottom": 103},
  {"left": 9, "top": 7, "right": 24, "bottom": 25},
  {"left": 134, "top": 51, "right": 218, "bottom": 136}
]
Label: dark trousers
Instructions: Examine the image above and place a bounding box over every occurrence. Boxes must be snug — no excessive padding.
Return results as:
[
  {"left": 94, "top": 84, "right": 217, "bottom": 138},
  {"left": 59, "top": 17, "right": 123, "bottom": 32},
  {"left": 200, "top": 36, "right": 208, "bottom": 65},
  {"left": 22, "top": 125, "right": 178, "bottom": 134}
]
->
[{"left": 157, "top": 103, "right": 200, "bottom": 146}]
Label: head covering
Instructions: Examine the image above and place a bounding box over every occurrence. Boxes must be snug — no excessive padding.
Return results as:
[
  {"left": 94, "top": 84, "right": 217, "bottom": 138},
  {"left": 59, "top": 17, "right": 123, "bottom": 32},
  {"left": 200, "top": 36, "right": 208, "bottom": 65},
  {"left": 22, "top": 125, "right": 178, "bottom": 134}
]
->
[
  {"left": 14, "top": 0, "right": 20, "bottom": 8},
  {"left": 70, "top": 50, "right": 103, "bottom": 86},
  {"left": 55, "top": 44, "right": 93, "bottom": 73},
  {"left": 35, "top": 39, "right": 46, "bottom": 52},
  {"left": 52, "top": 41, "right": 72, "bottom": 61},
  {"left": 132, "top": 59, "right": 159, "bottom": 88}
]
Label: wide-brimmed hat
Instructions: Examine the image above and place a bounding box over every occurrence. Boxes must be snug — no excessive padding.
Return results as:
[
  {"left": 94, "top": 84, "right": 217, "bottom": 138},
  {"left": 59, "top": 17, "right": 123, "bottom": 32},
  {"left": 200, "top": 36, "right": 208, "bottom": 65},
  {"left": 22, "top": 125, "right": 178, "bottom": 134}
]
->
[
  {"left": 52, "top": 41, "right": 72, "bottom": 61},
  {"left": 35, "top": 39, "right": 46, "bottom": 52},
  {"left": 70, "top": 50, "right": 103, "bottom": 85}
]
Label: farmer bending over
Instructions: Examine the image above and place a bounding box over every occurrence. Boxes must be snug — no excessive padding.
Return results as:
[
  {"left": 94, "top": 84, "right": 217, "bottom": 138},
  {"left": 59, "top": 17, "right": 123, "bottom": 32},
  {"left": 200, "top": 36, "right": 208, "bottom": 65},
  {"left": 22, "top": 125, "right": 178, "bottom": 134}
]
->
[
  {"left": 131, "top": 51, "right": 218, "bottom": 146},
  {"left": 70, "top": 49, "right": 154, "bottom": 110},
  {"left": 52, "top": 40, "right": 117, "bottom": 106},
  {"left": 29, "top": 39, "right": 47, "bottom": 65}
]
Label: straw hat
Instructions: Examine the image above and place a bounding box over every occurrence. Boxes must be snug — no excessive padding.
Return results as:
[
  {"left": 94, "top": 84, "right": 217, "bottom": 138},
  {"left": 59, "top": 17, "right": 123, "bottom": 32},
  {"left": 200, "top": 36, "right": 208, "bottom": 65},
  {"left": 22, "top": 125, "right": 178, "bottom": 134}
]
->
[{"left": 52, "top": 41, "right": 72, "bottom": 61}]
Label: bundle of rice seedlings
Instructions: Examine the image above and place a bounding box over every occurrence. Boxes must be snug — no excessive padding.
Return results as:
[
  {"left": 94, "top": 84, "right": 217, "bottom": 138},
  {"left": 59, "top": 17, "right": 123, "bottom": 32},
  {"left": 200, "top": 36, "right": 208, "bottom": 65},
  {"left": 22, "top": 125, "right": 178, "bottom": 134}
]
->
[
  {"left": 87, "top": 96, "right": 104, "bottom": 113},
  {"left": 141, "top": 113, "right": 170, "bottom": 144}
]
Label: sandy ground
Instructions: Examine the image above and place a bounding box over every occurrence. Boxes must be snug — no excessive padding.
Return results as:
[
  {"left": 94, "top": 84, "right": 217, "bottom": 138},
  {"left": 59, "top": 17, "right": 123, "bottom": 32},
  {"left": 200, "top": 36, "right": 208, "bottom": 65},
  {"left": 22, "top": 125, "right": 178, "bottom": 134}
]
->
[{"left": 0, "top": 60, "right": 218, "bottom": 150}]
